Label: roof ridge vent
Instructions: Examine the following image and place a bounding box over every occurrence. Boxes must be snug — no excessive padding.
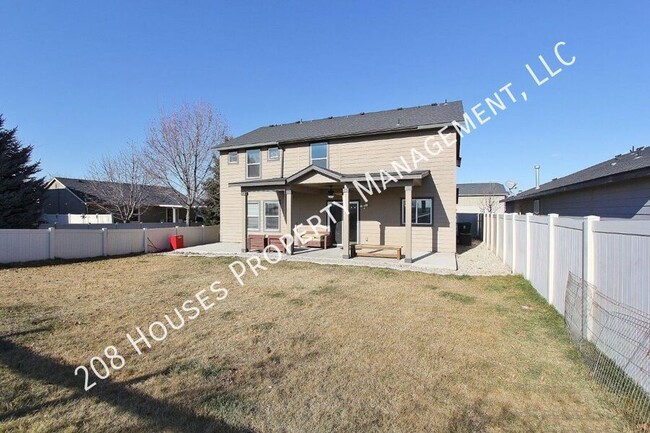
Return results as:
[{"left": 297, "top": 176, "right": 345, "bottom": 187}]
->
[{"left": 359, "top": 112, "right": 365, "bottom": 115}]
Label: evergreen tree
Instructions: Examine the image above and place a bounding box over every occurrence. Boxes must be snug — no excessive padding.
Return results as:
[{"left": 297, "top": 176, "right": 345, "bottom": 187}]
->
[
  {"left": 202, "top": 155, "right": 220, "bottom": 225},
  {"left": 0, "top": 116, "right": 46, "bottom": 228}
]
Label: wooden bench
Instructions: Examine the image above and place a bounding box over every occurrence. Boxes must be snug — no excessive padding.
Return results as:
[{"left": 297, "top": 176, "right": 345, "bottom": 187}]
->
[{"left": 351, "top": 244, "right": 402, "bottom": 260}]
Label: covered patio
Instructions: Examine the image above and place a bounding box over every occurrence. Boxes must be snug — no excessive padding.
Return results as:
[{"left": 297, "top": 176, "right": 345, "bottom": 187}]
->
[{"left": 231, "top": 165, "right": 434, "bottom": 264}]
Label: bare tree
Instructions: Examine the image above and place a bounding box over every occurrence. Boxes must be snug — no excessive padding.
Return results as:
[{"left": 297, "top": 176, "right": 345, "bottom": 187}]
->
[
  {"left": 144, "top": 103, "right": 228, "bottom": 226},
  {"left": 478, "top": 183, "right": 504, "bottom": 214},
  {"left": 87, "top": 143, "right": 151, "bottom": 223}
]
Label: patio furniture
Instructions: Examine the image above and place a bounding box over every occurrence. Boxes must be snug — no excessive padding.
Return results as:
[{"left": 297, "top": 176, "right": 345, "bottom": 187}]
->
[
  {"left": 351, "top": 244, "right": 402, "bottom": 260},
  {"left": 296, "top": 224, "right": 332, "bottom": 249},
  {"left": 248, "top": 234, "right": 267, "bottom": 252}
]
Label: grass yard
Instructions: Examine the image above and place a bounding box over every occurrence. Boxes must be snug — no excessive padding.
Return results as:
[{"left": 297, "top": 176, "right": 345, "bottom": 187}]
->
[{"left": 0, "top": 255, "right": 633, "bottom": 432}]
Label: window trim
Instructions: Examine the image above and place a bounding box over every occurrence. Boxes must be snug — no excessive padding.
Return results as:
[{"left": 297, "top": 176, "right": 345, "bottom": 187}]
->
[
  {"left": 247, "top": 201, "right": 260, "bottom": 231},
  {"left": 400, "top": 197, "right": 434, "bottom": 226},
  {"left": 310, "top": 142, "right": 329, "bottom": 169},
  {"left": 263, "top": 200, "right": 281, "bottom": 232},
  {"left": 267, "top": 147, "right": 280, "bottom": 161},
  {"left": 228, "top": 151, "right": 239, "bottom": 164},
  {"left": 246, "top": 149, "right": 261, "bottom": 179}
]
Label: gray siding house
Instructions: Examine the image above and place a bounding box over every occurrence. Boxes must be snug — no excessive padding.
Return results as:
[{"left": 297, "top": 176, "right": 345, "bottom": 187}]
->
[
  {"left": 457, "top": 182, "right": 507, "bottom": 237},
  {"left": 43, "top": 177, "right": 187, "bottom": 223},
  {"left": 506, "top": 147, "right": 650, "bottom": 219}
]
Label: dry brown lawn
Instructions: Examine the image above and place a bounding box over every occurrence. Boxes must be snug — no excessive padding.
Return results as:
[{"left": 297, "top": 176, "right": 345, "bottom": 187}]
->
[{"left": 0, "top": 254, "right": 634, "bottom": 432}]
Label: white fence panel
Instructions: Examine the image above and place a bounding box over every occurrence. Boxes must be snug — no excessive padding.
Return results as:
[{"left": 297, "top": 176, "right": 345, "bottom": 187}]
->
[
  {"left": 504, "top": 216, "right": 513, "bottom": 268},
  {"left": 593, "top": 220, "right": 650, "bottom": 315},
  {"left": 552, "top": 218, "right": 584, "bottom": 313},
  {"left": 55, "top": 230, "right": 103, "bottom": 259},
  {"left": 496, "top": 215, "right": 504, "bottom": 257},
  {"left": 205, "top": 225, "right": 220, "bottom": 243},
  {"left": 178, "top": 226, "right": 203, "bottom": 247},
  {"left": 529, "top": 216, "right": 549, "bottom": 300},
  {"left": 146, "top": 227, "right": 177, "bottom": 252},
  {"left": 0, "top": 230, "right": 50, "bottom": 263},
  {"left": 514, "top": 216, "right": 527, "bottom": 275},
  {"left": 106, "top": 230, "right": 144, "bottom": 256}
]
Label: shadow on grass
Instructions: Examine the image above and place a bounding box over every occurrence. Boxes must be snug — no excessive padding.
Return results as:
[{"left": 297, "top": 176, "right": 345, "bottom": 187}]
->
[
  {"left": 0, "top": 253, "right": 149, "bottom": 270},
  {"left": 0, "top": 335, "right": 256, "bottom": 432}
]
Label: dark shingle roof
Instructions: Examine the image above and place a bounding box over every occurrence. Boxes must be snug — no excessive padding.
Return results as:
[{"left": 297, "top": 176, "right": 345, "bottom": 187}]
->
[
  {"left": 506, "top": 146, "right": 650, "bottom": 202},
  {"left": 54, "top": 177, "right": 184, "bottom": 206},
  {"left": 458, "top": 182, "right": 507, "bottom": 196},
  {"left": 217, "top": 101, "right": 465, "bottom": 150}
]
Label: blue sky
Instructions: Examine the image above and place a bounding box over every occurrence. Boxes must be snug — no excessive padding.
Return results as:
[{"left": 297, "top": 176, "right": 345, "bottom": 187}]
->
[{"left": 1, "top": 1, "right": 649, "bottom": 191}]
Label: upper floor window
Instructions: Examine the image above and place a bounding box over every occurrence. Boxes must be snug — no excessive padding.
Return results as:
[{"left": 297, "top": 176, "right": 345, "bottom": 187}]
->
[
  {"left": 268, "top": 147, "right": 279, "bottom": 161},
  {"left": 310, "top": 143, "right": 328, "bottom": 169},
  {"left": 246, "top": 149, "right": 261, "bottom": 178},
  {"left": 401, "top": 198, "right": 433, "bottom": 225},
  {"left": 228, "top": 151, "right": 238, "bottom": 164}
]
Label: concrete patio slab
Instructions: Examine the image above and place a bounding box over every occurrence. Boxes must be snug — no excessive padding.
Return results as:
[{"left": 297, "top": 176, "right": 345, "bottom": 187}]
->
[{"left": 165, "top": 241, "right": 510, "bottom": 276}]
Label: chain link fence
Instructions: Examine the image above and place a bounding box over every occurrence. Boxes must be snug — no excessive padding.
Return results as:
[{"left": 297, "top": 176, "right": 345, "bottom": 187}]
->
[{"left": 564, "top": 273, "right": 650, "bottom": 427}]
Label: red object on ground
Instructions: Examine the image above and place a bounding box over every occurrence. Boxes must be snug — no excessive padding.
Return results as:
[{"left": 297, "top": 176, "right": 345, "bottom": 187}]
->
[{"left": 169, "top": 235, "right": 184, "bottom": 250}]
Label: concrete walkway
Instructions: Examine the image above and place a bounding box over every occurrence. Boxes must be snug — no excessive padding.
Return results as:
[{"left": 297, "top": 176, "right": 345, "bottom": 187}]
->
[{"left": 165, "top": 240, "right": 510, "bottom": 276}]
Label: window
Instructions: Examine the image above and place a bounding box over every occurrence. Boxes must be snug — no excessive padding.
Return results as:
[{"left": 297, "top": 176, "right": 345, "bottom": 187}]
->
[
  {"left": 310, "top": 142, "right": 328, "bottom": 168},
  {"left": 246, "top": 149, "right": 261, "bottom": 178},
  {"left": 228, "top": 151, "right": 238, "bottom": 164},
  {"left": 264, "top": 201, "right": 280, "bottom": 231},
  {"left": 267, "top": 147, "right": 279, "bottom": 161},
  {"left": 401, "top": 198, "right": 433, "bottom": 225},
  {"left": 247, "top": 201, "right": 260, "bottom": 231}
]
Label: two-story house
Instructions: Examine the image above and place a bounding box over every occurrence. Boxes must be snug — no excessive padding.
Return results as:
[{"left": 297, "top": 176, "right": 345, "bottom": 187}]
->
[{"left": 216, "top": 101, "right": 464, "bottom": 264}]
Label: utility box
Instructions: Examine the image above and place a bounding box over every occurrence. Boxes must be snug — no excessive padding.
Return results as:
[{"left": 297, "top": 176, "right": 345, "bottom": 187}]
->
[{"left": 169, "top": 235, "right": 184, "bottom": 250}]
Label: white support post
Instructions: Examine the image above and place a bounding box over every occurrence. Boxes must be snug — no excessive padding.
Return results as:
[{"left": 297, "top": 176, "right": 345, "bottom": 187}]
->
[
  {"left": 582, "top": 215, "right": 600, "bottom": 340},
  {"left": 404, "top": 185, "right": 413, "bottom": 263},
  {"left": 547, "top": 213, "right": 558, "bottom": 305},
  {"left": 101, "top": 228, "right": 108, "bottom": 256},
  {"left": 172, "top": 207, "right": 177, "bottom": 223},
  {"left": 342, "top": 185, "right": 350, "bottom": 259},
  {"left": 525, "top": 213, "right": 532, "bottom": 280},
  {"left": 512, "top": 212, "right": 517, "bottom": 274},
  {"left": 482, "top": 213, "right": 487, "bottom": 243},
  {"left": 241, "top": 191, "right": 248, "bottom": 252},
  {"left": 143, "top": 228, "right": 148, "bottom": 253},
  {"left": 48, "top": 227, "right": 55, "bottom": 259},
  {"left": 285, "top": 189, "right": 293, "bottom": 255}
]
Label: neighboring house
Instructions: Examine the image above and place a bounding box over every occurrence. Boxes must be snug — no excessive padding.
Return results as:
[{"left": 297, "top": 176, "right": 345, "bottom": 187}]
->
[
  {"left": 216, "top": 101, "right": 465, "bottom": 262},
  {"left": 505, "top": 146, "right": 650, "bottom": 219},
  {"left": 457, "top": 182, "right": 507, "bottom": 237},
  {"left": 43, "top": 177, "right": 186, "bottom": 223}
]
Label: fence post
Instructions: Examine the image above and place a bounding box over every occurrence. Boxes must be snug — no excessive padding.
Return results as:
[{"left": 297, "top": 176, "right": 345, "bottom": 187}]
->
[
  {"left": 101, "top": 228, "right": 108, "bottom": 256},
  {"left": 48, "top": 227, "right": 56, "bottom": 259},
  {"left": 525, "top": 213, "right": 532, "bottom": 279},
  {"left": 547, "top": 213, "right": 558, "bottom": 305},
  {"left": 582, "top": 215, "right": 600, "bottom": 340},
  {"left": 502, "top": 214, "right": 508, "bottom": 264},
  {"left": 201, "top": 225, "right": 206, "bottom": 244},
  {"left": 512, "top": 212, "right": 517, "bottom": 274},
  {"left": 143, "top": 228, "right": 148, "bottom": 253},
  {"left": 496, "top": 214, "right": 500, "bottom": 257}
]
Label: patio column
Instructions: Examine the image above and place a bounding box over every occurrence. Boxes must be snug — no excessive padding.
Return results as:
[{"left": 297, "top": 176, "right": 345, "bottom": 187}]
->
[
  {"left": 342, "top": 185, "right": 350, "bottom": 259},
  {"left": 241, "top": 191, "right": 248, "bottom": 252},
  {"left": 285, "top": 188, "right": 293, "bottom": 255},
  {"left": 172, "top": 207, "right": 177, "bottom": 223},
  {"left": 404, "top": 185, "right": 413, "bottom": 263}
]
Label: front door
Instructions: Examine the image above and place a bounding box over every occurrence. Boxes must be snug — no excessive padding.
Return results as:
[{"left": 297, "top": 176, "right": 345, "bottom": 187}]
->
[{"left": 327, "top": 200, "right": 359, "bottom": 245}]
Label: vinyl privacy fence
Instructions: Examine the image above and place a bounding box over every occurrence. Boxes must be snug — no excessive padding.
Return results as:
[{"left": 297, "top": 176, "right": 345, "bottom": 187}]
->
[
  {"left": 0, "top": 225, "right": 219, "bottom": 264},
  {"left": 484, "top": 213, "right": 650, "bottom": 400}
]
